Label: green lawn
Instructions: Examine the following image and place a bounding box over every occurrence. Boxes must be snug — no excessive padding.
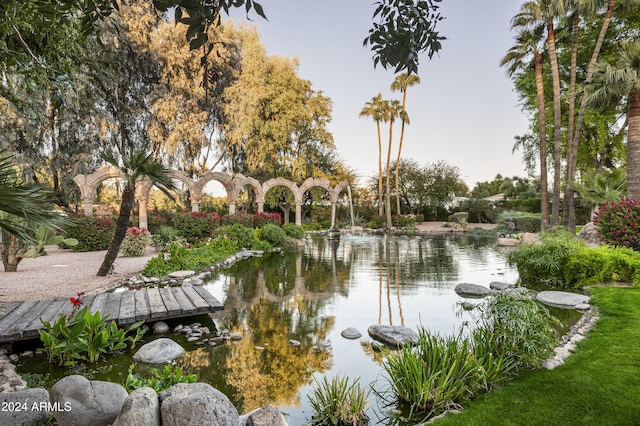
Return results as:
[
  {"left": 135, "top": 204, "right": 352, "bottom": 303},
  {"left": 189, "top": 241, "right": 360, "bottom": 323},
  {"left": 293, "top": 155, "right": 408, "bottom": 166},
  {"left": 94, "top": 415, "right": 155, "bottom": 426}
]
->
[{"left": 435, "top": 286, "right": 640, "bottom": 426}]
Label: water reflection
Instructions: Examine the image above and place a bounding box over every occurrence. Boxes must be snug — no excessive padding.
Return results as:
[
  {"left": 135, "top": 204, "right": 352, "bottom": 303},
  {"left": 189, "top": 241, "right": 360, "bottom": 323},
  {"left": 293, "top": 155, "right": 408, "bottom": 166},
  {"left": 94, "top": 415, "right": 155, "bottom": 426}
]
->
[{"left": 196, "top": 234, "right": 517, "bottom": 422}]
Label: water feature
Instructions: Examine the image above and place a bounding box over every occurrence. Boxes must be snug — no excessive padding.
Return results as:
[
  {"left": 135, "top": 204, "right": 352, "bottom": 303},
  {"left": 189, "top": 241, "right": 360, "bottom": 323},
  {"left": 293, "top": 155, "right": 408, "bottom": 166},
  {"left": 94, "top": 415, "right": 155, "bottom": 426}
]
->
[{"left": 18, "top": 233, "right": 562, "bottom": 424}]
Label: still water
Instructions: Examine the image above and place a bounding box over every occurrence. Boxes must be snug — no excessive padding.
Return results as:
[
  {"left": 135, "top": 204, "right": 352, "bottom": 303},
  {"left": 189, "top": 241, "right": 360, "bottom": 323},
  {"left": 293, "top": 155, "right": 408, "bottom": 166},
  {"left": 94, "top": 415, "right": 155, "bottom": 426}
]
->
[
  {"left": 186, "top": 233, "right": 519, "bottom": 424},
  {"left": 17, "top": 233, "right": 519, "bottom": 425}
]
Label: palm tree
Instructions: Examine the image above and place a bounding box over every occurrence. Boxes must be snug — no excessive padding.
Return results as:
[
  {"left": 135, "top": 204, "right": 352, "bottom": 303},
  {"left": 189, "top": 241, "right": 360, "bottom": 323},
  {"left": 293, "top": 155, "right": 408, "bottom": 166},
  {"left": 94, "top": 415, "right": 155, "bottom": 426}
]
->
[
  {"left": 501, "top": 20, "right": 550, "bottom": 231},
  {"left": 571, "top": 169, "right": 626, "bottom": 218},
  {"left": 586, "top": 40, "right": 640, "bottom": 199},
  {"left": 96, "top": 148, "right": 175, "bottom": 276},
  {"left": 359, "top": 94, "right": 386, "bottom": 216},
  {"left": 382, "top": 99, "right": 402, "bottom": 229},
  {"left": 390, "top": 72, "right": 420, "bottom": 215}
]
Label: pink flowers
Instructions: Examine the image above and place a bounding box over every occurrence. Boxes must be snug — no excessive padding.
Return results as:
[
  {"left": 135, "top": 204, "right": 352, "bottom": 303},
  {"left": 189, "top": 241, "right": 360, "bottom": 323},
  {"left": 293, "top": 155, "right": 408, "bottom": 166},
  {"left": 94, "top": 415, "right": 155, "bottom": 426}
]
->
[{"left": 126, "top": 227, "right": 150, "bottom": 238}]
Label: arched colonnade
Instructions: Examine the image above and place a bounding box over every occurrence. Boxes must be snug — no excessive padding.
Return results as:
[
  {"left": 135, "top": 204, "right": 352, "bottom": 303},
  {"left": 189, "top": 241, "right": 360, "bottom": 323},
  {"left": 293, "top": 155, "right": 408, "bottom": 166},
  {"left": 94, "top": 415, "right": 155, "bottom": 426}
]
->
[{"left": 72, "top": 167, "right": 349, "bottom": 229}]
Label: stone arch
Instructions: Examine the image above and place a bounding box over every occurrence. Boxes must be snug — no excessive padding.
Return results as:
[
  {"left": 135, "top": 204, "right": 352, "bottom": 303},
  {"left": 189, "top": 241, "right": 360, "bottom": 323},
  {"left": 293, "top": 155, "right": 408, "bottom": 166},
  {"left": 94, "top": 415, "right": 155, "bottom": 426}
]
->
[
  {"left": 72, "top": 166, "right": 124, "bottom": 216},
  {"left": 232, "top": 174, "right": 264, "bottom": 214},
  {"left": 190, "top": 171, "right": 235, "bottom": 213},
  {"left": 262, "top": 177, "right": 300, "bottom": 224}
]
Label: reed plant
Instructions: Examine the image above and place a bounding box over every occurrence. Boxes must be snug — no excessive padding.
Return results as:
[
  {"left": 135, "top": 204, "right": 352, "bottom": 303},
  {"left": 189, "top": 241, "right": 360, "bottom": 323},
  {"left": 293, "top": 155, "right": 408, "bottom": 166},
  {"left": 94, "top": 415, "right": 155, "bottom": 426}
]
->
[{"left": 308, "top": 374, "right": 370, "bottom": 426}]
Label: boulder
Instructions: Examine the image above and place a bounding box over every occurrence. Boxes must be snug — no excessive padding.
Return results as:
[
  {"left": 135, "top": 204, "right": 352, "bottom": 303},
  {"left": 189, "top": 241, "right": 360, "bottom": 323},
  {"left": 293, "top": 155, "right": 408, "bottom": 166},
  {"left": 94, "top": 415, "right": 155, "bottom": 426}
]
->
[
  {"left": 242, "top": 405, "right": 288, "bottom": 426},
  {"left": 368, "top": 325, "right": 418, "bottom": 347},
  {"left": 536, "top": 291, "right": 590, "bottom": 309},
  {"left": 496, "top": 237, "right": 520, "bottom": 246},
  {"left": 340, "top": 327, "right": 362, "bottom": 339},
  {"left": 0, "top": 388, "right": 50, "bottom": 426},
  {"left": 133, "top": 338, "right": 185, "bottom": 364},
  {"left": 578, "top": 222, "right": 601, "bottom": 246},
  {"left": 159, "top": 383, "right": 239, "bottom": 426},
  {"left": 454, "top": 283, "right": 493, "bottom": 298},
  {"left": 112, "top": 387, "right": 160, "bottom": 426},
  {"left": 49, "top": 375, "right": 127, "bottom": 426},
  {"left": 489, "top": 281, "right": 513, "bottom": 291}
]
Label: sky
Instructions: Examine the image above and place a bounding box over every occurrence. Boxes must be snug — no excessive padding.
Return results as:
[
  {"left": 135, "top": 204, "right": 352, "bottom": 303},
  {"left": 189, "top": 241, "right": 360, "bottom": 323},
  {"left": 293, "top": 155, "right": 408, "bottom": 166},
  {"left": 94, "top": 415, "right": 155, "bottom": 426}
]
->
[{"left": 225, "top": 0, "right": 531, "bottom": 190}]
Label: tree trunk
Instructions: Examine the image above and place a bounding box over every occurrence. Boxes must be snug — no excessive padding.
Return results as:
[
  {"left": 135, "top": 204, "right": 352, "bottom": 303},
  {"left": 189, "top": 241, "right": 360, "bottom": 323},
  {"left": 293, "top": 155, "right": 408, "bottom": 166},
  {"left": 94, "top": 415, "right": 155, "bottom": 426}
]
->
[
  {"left": 0, "top": 233, "right": 25, "bottom": 272},
  {"left": 565, "top": 0, "right": 616, "bottom": 227},
  {"left": 377, "top": 122, "right": 383, "bottom": 217},
  {"left": 547, "top": 20, "right": 562, "bottom": 227},
  {"left": 534, "top": 50, "right": 550, "bottom": 231},
  {"left": 97, "top": 186, "right": 135, "bottom": 276},
  {"left": 395, "top": 89, "right": 409, "bottom": 215},
  {"left": 627, "top": 89, "right": 640, "bottom": 199},
  {"left": 385, "top": 121, "right": 394, "bottom": 228}
]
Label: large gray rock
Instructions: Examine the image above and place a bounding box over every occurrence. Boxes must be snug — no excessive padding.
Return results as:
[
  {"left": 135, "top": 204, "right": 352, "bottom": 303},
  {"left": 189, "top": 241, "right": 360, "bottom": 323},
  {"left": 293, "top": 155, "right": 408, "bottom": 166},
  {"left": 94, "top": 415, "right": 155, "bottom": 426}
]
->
[
  {"left": 454, "top": 283, "right": 493, "bottom": 298},
  {"left": 368, "top": 325, "right": 418, "bottom": 347},
  {"left": 0, "top": 388, "right": 50, "bottom": 426},
  {"left": 133, "top": 338, "right": 185, "bottom": 364},
  {"left": 537, "top": 291, "right": 590, "bottom": 309},
  {"left": 242, "top": 405, "right": 288, "bottom": 426},
  {"left": 49, "top": 375, "right": 127, "bottom": 426},
  {"left": 160, "top": 383, "right": 239, "bottom": 426},
  {"left": 578, "top": 221, "right": 601, "bottom": 246},
  {"left": 112, "top": 387, "right": 160, "bottom": 426},
  {"left": 489, "top": 281, "right": 513, "bottom": 291}
]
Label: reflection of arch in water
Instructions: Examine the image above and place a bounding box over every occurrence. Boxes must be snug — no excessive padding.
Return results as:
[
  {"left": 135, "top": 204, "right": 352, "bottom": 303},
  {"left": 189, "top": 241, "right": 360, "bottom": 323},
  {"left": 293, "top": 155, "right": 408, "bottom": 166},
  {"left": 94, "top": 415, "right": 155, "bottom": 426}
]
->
[{"left": 74, "top": 168, "right": 348, "bottom": 228}]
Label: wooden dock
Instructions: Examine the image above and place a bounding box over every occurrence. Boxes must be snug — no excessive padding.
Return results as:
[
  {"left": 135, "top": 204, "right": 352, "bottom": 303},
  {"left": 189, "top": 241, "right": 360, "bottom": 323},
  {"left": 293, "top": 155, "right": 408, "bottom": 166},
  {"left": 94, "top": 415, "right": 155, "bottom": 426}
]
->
[{"left": 0, "top": 287, "right": 223, "bottom": 343}]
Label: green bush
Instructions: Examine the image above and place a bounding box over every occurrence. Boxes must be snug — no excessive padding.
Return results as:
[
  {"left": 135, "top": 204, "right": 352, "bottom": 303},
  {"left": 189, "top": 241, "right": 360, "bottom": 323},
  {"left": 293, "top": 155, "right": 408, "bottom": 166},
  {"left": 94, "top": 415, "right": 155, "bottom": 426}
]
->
[
  {"left": 281, "top": 223, "right": 304, "bottom": 239},
  {"left": 126, "top": 363, "right": 196, "bottom": 393},
  {"left": 393, "top": 214, "right": 418, "bottom": 227},
  {"left": 507, "top": 228, "right": 585, "bottom": 286},
  {"left": 214, "top": 224, "right": 257, "bottom": 249},
  {"left": 563, "top": 245, "right": 640, "bottom": 287},
  {"left": 594, "top": 199, "right": 640, "bottom": 251},
  {"left": 173, "top": 212, "right": 221, "bottom": 243},
  {"left": 142, "top": 237, "right": 238, "bottom": 277},
  {"left": 259, "top": 223, "right": 287, "bottom": 246},
  {"left": 64, "top": 215, "right": 114, "bottom": 252},
  {"left": 151, "top": 225, "right": 183, "bottom": 251},
  {"left": 119, "top": 227, "right": 151, "bottom": 257},
  {"left": 498, "top": 211, "right": 542, "bottom": 233}
]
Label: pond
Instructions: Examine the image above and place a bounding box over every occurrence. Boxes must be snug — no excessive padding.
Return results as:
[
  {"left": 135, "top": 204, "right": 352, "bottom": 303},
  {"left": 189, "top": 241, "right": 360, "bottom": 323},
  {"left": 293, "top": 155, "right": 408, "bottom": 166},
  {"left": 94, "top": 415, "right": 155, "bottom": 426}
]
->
[{"left": 18, "top": 233, "right": 576, "bottom": 425}]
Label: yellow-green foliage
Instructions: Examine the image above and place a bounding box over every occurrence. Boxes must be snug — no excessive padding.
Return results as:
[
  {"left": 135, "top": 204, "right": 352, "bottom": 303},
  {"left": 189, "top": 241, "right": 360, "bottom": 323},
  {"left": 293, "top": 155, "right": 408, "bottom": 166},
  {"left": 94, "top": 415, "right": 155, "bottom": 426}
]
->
[
  {"left": 120, "top": 227, "right": 151, "bottom": 257},
  {"left": 564, "top": 245, "right": 640, "bottom": 287}
]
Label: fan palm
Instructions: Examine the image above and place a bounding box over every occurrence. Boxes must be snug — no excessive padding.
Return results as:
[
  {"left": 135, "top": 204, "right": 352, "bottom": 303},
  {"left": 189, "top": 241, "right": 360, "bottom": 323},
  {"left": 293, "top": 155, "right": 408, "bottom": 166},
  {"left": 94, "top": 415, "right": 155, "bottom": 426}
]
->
[
  {"left": 391, "top": 72, "right": 420, "bottom": 215},
  {"left": 96, "top": 148, "right": 175, "bottom": 276},
  {"left": 586, "top": 40, "right": 640, "bottom": 200},
  {"left": 501, "top": 20, "right": 550, "bottom": 231},
  {"left": 360, "top": 94, "right": 386, "bottom": 216},
  {"left": 571, "top": 169, "right": 626, "bottom": 218}
]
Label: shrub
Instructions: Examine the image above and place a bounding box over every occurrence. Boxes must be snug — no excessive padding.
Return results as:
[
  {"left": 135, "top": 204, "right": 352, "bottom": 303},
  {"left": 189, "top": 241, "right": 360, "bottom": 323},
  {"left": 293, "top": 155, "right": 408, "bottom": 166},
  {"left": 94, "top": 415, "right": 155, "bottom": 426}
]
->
[
  {"left": 152, "top": 226, "right": 183, "bottom": 251},
  {"left": 147, "top": 210, "right": 175, "bottom": 233},
  {"left": 371, "top": 215, "right": 385, "bottom": 228},
  {"left": 507, "top": 228, "right": 584, "bottom": 286},
  {"left": 594, "top": 199, "right": 640, "bottom": 251},
  {"left": 120, "top": 227, "right": 151, "bottom": 257},
  {"left": 173, "top": 212, "right": 221, "bottom": 243},
  {"left": 252, "top": 212, "right": 282, "bottom": 228},
  {"left": 259, "top": 224, "right": 288, "bottom": 246},
  {"left": 498, "top": 211, "right": 542, "bottom": 233},
  {"left": 64, "top": 215, "right": 114, "bottom": 252},
  {"left": 393, "top": 214, "right": 418, "bottom": 227},
  {"left": 214, "top": 224, "right": 257, "bottom": 249},
  {"left": 282, "top": 223, "right": 304, "bottom": 239},
  {"left": 308, "top": 375, "right": 369, "bottom": 426},
  {"left": 563, "top": 245, "right": 640, "bottom": 287},
  {"left": 126, "top": 363, "right": 197, "bottom": 393}
]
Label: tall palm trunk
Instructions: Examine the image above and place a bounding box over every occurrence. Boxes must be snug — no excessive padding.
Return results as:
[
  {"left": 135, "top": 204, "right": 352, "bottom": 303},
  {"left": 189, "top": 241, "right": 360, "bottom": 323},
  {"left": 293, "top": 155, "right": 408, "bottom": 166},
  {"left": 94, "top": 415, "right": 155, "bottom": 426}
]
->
[
  {"left": 627, "top": 89, "right": 640, "bottom": 199},
  {"left": 385, "top": 120, "right": 394, "bottom": 228},
  {"left": 546, "top": 20, "right": 563, "bottom": 226},
  {"left": 377, "top": 122, "right": 383, "bottom": 216},
  {"left": 562, "top": 9, "right": 580, "bottom": 229},
  {"left": 97, "top": 185, "right": 135, "bottom": 276},
  {"left": 564, "top": 0, "right": 616, "bottom": 225},
  {"left": 534, "top": 50, "right": 550, "bottom": 231},
  {"left": 395, "top": 90, "right": 409, "bottom": 215}
]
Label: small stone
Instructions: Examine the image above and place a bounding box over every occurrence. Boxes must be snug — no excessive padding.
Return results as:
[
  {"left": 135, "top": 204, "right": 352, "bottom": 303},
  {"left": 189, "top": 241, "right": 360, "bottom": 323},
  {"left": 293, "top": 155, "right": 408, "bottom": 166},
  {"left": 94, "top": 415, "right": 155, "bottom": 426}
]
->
[
  {"left": 181, "top": 326, "right": 192, "bottom": 334},
  {"left": 229, "top": 333, "right": 243, "bottom": 341},
  {"left": 173, "top": 325, "right": 184, "bottom": 333},
  {"left": 152, "top": 321, "right": 169, "bottom": 334},
  {"left": 288, "top": 339, "right": 301, "bottom": 347},
  {"left": 340, "top": 327, "right": 362, "bottom": 339},
  {"left": 255, "top": 346, "right": 265, "bottom": 351},
  {"left": 168, "top": 270, "right": 195, "bottom": 279},
  {"left": 371, "top": 341, "right": 384, "bottom": 352},
  {"left": 20, "top": 350, "right": 34, "bottom": 358},
  {"left": 208, "top": 340, "right": 217, "bottom": 347},
  {"left": 190, "top": 323, "right": 201, "bottom": 328},
  {"left": 210, "top": 336, "right": 224, "bottom": 343},
  {"left": 575, "top": 303, "right": 591, "bottom": 311},
  {"left": 199, "top": 327, "right": 210, "bottom": 335},
  {"left": 186, "top": 337, "right": 200, "bottom": 343}
]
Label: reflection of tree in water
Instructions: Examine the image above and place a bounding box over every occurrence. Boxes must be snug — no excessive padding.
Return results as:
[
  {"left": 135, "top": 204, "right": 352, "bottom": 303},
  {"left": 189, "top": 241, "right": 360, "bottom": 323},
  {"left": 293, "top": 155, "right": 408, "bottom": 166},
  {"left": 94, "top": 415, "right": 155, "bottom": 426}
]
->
[{"left": 224, "top": 299, "right": 334, "bottom": 412}]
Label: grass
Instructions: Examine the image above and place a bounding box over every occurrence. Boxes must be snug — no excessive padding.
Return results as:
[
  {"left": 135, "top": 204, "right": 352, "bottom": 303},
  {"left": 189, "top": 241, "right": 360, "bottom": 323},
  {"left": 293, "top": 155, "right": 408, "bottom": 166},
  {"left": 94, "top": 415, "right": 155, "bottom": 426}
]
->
[{"left": 434, "top": 286, "right": 640, "bottom": 426}]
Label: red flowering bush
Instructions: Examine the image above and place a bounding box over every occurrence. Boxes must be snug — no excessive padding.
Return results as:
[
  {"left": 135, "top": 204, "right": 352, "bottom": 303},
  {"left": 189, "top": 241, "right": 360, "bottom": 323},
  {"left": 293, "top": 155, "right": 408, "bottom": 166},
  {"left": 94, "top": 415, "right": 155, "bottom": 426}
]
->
[
  {"left": 65, "top": 215, "right": 115, "bottom": 252},
  {"left": 174, "top": 212, "right": 221, "bottom": 242},
  {"left": 594, "top": 199, "right": 640, "bottom": 251},
  {"left": 120, "top": 227, "right": 152, "bottom": 257}
]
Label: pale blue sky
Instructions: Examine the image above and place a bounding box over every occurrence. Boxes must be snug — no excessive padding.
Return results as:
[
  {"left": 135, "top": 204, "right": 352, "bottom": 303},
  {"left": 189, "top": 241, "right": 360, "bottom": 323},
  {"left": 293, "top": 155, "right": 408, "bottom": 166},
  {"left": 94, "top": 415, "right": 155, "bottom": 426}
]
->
[{"left": 227, "top": 1, "right": 530, "bottom": 189}]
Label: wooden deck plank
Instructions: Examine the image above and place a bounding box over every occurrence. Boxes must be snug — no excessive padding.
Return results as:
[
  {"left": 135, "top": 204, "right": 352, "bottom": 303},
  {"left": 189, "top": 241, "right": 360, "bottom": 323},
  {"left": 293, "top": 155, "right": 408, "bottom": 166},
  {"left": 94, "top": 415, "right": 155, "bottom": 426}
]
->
[
  {"left": 0, "top": 287, "right": 223, "bottom": 343},
  {"left": 134, "top": 291, "right": 151, "bottom": 321},
  {"left": 181, "top": 287, "right": 211, "bottom": 312},
  {"left": 118, "top": 291, "right": 136, "bottom": 325},
  {"left": 147, "top": 287, "right": 167, "bottom": 319},
  {"left": 170, "top": 287, "right": 197, "bottom": 315},
  {"left": 89, "top": 293, "right": 109, "bottom": 315},
  {"left": 102, "top": 292, "right": 122, "bottom": 322},
  {"left": 4, "top": 299, "right": 51, "bottom": 338},
  {"left": 0, "top": 301, "right": 21, "bottom": 318},
  {"left": 158, "top": 287, "right": 182, "bottom": 317},
  {"left": 192, "top": 286, "right": 224, "bottom": 312},
  {"left": 0, "top": 301, "right": 38, "bottom": 342}
]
